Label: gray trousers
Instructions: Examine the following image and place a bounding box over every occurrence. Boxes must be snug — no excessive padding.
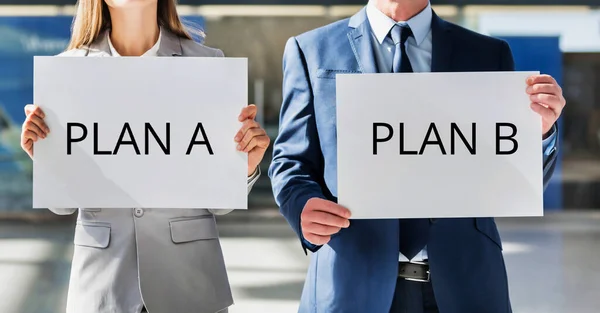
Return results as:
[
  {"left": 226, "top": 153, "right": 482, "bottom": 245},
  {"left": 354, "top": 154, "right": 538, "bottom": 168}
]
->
[{"left": 141, "top": 307, "right": 228, "bottom": 313}]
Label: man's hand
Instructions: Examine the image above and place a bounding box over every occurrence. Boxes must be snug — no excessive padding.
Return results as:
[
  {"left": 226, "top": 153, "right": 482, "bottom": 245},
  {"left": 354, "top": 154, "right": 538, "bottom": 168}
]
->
[
  {"left": 526, "top": 74, "right": 566, "bottom": 136},
  {"left": 301, "top": 198, "right": 351, "bottom": 246}
]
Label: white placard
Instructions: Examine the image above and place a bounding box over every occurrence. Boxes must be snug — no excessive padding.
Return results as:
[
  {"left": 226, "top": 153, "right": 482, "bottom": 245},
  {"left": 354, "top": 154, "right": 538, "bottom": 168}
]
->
[
  {"left": 336, "top": 72, "right": 543, "bottom": 219},
  {"left": 33, "top": 57, "right": 248, "bottom": 210}
]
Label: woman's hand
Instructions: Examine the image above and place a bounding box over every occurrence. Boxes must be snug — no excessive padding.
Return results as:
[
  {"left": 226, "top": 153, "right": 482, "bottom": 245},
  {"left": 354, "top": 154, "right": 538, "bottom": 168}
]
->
[
  {"left": 234, "top": 104, "right": 270, "bottom": 176},
  {"left": 21, "top": 105, "right": 50, "bottom": 159}
]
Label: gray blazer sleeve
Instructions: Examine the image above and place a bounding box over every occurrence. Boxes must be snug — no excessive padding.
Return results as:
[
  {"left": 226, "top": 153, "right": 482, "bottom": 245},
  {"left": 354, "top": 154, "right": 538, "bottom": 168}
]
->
[
  {"left": 48, "top": 208, "right": 77, "bottom": 215},
  {"left": 209, "top": 167, "right": 261, "bottom": 215}
]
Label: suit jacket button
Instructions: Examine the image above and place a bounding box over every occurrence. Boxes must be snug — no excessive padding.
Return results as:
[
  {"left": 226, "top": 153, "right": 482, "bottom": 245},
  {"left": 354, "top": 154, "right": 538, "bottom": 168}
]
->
[{"left": 134, "top": 208, "right": 144, "bottom": 218}]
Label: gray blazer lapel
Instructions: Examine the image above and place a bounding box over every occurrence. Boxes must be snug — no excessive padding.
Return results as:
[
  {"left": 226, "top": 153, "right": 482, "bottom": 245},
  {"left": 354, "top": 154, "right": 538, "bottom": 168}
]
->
[
  {"left": 347, "top": 7, "right": 378, "bottom": 74},
  {"left": 157, "top": 29, "right": 183, "bottom": 57}
]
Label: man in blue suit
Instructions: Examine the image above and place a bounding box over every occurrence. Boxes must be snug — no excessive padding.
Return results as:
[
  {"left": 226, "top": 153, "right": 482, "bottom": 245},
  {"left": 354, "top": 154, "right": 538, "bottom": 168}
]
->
[{"left": 269, "top": 1, "right": 565, "bottom": 312}]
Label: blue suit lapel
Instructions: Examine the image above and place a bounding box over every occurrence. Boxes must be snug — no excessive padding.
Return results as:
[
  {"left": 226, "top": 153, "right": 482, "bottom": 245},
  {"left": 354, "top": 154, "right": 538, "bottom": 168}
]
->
[
  {"left": 347, "top": 8, "right": 378, "bottom": 74},
  {"left": 348, "top": 9, "right": 453, "bottom": 73},
  {"left": 431, "top": 12, "right": 454, "bottom": 72}
]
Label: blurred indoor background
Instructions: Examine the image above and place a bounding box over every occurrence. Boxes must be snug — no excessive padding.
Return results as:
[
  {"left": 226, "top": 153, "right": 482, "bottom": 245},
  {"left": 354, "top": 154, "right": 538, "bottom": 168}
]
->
[{"left": 0, "top": 0, "right": 599, "bottom": 312}]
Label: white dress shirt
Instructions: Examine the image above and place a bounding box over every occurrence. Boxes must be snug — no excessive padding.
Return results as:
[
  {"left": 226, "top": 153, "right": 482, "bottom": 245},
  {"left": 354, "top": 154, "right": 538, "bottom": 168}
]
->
[{"left": 366, "top": 2, "right": 433, "bottom": 263}]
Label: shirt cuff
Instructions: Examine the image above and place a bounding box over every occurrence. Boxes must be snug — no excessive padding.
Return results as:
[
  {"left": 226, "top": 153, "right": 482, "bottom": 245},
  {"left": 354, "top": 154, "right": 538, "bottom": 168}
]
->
[
  {"left": 247, "top": 166, "right": 260, "bottom": 185},
  {"left": 542, "top": 124, "right": 558, "bottom": 157}
]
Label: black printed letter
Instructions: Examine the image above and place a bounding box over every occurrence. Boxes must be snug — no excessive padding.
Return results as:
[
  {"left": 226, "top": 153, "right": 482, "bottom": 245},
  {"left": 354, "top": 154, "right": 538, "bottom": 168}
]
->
[
  {"left": 67, "top": 123, "right": 87, "bottom": 155},
  {"left": 113, "top": 123, "right": 141, "bottom": 155},
  {"left": 496, "top": 123, "right": 518, "bottom": 155},
  {"left": 451, "top": 123, "right": 476, "bottom": 155},
  {"left": 186, "top": 123, "right": 214, "bottom": 155},
  {"left": 419, "top": 123, "right": 447, "bottom": 155},
  {"left": 373, "top": 123, "right": 393, "bottom": 155},
  {"left": 145, "top": 123, "right": 170, "bottom": 155},
  {"left": 93, "top": 123, "right": 112, "bottom": 155}
]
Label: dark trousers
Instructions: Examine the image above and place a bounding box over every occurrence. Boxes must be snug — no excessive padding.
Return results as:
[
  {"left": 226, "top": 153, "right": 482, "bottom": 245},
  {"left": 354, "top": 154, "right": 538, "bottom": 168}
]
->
[{"left": 389, "top": 277, "right": 439, "bottom": 313}]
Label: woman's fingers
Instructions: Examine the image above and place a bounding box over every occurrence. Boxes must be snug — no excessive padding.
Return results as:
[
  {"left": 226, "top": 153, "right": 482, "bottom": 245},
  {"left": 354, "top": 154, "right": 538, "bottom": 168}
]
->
[
  {"left": 24, "top": 116, "right": 48, "bottom": 138},
  {"left": 234, "top": 119, "right": 259, "bottom": 143},
  {"left": 237, "top": 128, "right": 267, "bottom": 151},
  {"left": 24, "top": 105, "right": 45, "bottom": 119},
  {"left": 21, "top": 139, "right": 33, "bottom": 158},
  {"left": 21, "top": 129, "right": 39, "bottom": 143},
  {"left": 238, "top": 104, "right": 257, "bottom": 121}
]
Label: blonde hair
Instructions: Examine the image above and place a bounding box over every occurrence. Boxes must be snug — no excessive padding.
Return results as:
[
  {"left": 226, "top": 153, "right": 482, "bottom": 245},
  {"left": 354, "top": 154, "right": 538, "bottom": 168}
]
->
[{"left": 67, "top": 0, "right": 193, "bottom": 50}]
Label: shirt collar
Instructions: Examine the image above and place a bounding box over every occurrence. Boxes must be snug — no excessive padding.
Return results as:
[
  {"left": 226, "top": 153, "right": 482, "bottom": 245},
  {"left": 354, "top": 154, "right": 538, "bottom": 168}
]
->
[
  {"left": 107, "top": 28, "right": 162, "bottom": 57},
  {"left": 366, "top": 1, "right": 432, "bottom": 46}
]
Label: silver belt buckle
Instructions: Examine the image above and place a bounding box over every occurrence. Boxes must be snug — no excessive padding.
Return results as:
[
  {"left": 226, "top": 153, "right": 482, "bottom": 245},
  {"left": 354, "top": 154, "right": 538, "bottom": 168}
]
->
[{"left": 404, "top": 261, "right": 430, "bottom": 283}]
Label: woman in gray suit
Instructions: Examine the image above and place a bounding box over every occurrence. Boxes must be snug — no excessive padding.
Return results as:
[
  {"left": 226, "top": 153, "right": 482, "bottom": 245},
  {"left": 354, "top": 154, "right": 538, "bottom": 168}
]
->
[{"left": 19, "top": 1, "right": 270, "bottom": 313}]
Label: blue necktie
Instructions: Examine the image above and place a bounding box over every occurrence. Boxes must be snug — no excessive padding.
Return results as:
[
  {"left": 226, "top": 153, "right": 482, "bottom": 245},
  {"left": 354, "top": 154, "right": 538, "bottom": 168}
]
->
[
  {"left": 390, "top": 24, "right": 431, "bottom": 260},
  {"left": 390, "top": 24, "right": 414, "bottom": 73}
]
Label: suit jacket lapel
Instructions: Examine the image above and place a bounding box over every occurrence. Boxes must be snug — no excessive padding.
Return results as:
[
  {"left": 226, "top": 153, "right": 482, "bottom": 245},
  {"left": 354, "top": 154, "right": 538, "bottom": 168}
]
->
[
  {"left": 347, "top": 8, "right": 378, "bottom": 74},
  {"left": 431, "top": 12, "right": 454, "bottom": 72}
]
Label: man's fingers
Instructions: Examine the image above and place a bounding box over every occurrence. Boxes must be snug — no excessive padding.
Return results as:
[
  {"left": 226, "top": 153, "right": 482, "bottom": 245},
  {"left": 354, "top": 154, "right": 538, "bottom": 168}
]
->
[
  {"left": 526, "top": 83, "right": 561, "bottom": 96},
  {"left": 530, "top": 102, "right": 558, "bottom": 121},
  {"left": 529, "top": 93, "right": 561, "bottom": 109},
  {"left": 303, "top": 233, "right": 331, "bottom": 246},
  {"left": 302, "top": 210, "right": 350, "bottom": 228},
  {"left": 301, "top": 198, "right": 352, "bottom": 246},
  {"left": 319, "top": 201, "right": 352, "bottom": 219},
  {"left": 302, "top": 221, "right": 342, "bottom": 236},
  {"left": 305, "top": 198, "right": 352, "bottom": 219},
  {"left": 527, "top": 74, "right": 557, "bottom": 86},
  {"left": 238, "top": 104, "right": 257, "bottom": 122}
]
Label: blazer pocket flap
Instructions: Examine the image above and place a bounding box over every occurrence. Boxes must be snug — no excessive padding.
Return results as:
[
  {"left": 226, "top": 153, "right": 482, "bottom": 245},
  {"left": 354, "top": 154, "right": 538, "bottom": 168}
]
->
[
  {"left": 170, "top": 216, "right": 218, "bottom": 243},
  {"left": 475, "top": 218, "right": 503, "bottom": 250},
  {"left": 317, "top": 69, "right": 360, "bottom": 79},
  {"left": 74, "top": 223, "right": 111, "bottom": 249}
]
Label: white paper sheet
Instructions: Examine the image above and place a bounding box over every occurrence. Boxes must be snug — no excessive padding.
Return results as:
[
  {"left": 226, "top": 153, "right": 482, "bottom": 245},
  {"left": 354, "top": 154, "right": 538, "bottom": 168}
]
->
[
  {"left": 33, "top": 57, "right": 248, "bottom": 210},
  {"left": 336, "top": 71, "right": 543, "bottom": 219}
]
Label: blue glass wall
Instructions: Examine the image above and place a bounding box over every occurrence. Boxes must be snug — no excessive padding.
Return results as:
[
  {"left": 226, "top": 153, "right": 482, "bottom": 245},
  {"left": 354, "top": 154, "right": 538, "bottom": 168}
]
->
[{"left": 0, "top": 17, "right": 72, "bottom": 210}]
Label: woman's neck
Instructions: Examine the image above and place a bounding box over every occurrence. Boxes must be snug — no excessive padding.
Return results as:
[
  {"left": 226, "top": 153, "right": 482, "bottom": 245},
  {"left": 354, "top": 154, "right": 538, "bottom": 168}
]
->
[{"left": 108, "top": 4, "right": 159, "bottom": 56}]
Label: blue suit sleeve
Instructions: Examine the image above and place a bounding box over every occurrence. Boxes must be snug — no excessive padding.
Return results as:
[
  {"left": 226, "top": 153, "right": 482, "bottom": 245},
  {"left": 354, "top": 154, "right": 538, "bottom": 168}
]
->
[
  {"left": 541, "top": 125, "right": 559, "bottom": 189},
  {"left": 268, "top": 37, "right": 326, "bottom": 254},
  {"left": 499, "top": 40, "right": 558, "bottom": 190}
]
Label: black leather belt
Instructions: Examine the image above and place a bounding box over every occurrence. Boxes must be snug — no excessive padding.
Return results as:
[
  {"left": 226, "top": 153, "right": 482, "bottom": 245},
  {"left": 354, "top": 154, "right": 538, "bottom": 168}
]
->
[{"left": 398, "top": 261, "right": 430, "bottom": 282}]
